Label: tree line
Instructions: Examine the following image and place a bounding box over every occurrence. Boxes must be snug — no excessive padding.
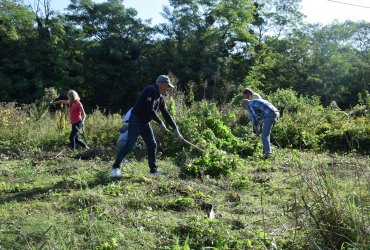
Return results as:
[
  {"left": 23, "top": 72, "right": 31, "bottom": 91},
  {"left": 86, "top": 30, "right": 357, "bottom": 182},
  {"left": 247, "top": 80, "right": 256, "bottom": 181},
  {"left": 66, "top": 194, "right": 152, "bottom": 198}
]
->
[{"left": 1, "top": 0, "right": 369, "bottom": 112}]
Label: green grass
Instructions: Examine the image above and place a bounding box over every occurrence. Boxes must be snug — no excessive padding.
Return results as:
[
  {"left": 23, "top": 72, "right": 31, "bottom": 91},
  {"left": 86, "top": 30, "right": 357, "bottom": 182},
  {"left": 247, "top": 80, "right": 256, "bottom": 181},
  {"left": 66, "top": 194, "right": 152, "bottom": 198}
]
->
[{"left": 0, "top": 149, "right": 368, "bottom": 249}]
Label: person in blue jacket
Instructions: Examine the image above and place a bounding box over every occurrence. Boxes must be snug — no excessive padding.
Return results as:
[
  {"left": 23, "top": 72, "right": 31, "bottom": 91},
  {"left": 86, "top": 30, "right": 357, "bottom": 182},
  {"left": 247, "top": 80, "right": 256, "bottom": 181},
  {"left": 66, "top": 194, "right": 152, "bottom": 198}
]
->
[
  {"left": 111, "top": 75, "right": 183, "bottom": 177},
  {"left": 241, "top": 98, "right": 279, "bottom": 159}
]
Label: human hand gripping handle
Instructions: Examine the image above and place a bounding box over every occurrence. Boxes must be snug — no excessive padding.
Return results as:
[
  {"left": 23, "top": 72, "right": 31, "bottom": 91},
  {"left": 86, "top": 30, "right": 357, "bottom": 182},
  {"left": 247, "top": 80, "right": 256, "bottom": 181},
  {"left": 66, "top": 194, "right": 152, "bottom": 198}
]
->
[
  {"left": 166, "top": 126, "right": 204, "bottom": 153},
  {"left": 46, "top": 102, "right": 56, "bottom": 107},
  {"left": 173, "top": 127, "right": 183, "bottom": 140},
  {"left": 253, "top": 121, "right": 259, "bottom": 135},
  {"left": 253, "top": 119, "right": 263, "bottom": 135},
  {"left": 160, "top": 122, "right": 169, "bottom": 132}
]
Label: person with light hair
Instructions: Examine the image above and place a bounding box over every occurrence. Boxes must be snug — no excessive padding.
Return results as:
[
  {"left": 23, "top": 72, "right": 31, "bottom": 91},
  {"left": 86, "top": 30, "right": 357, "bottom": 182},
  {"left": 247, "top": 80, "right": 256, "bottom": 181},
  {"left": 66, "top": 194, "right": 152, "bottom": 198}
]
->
[{"left": 53, "top": 90, "right": 89, "bottom": 150}]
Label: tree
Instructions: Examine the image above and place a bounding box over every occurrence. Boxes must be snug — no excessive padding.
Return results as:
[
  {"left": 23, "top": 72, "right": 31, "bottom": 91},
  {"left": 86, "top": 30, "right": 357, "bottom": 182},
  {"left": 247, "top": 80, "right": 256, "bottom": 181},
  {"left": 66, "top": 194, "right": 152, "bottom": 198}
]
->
[
  {"left": 0, "top": 0, "right": 36, "bottom": 101},
  {"left": 65, "top": 0, "right": 154, "bottom": 111},
  {"left": 0, "top": 0, "right": 80, "bottom": 103},
  {"left": 246, "top": 20, "right": 370, "bottom": 109},
  {"left": 156, "top": 0, "right": 256, "bottom": 101},
  {"left": 252, "top": 0, "right": 304, "bottom": 42},
  {"left": 245, "top": 0, "right": 304, "bottom": 91}
]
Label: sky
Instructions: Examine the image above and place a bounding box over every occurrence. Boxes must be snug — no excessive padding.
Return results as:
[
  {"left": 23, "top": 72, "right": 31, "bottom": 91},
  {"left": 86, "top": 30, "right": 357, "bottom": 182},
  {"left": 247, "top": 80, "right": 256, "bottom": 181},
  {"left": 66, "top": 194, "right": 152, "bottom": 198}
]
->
[{"left": 49, "top": 0, "right": 370, "bottom": 25}]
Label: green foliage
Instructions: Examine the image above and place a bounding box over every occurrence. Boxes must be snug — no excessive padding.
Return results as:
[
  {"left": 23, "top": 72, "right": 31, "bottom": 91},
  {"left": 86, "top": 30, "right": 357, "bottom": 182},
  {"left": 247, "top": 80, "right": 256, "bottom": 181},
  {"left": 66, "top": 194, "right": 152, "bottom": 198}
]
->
[
  {"left": 268, "top": 88, "right": 302, "bottom": 114},
  {"left": 0, "top": 0, "right": 35, "bottom": 41},
  {"left": 158, "top": 100, "right": 256, "bottom": 159},
  {"left": 94, "top": 238, "right": 119, "bottom": 250},
  {"left": 1, "top": 86, "right": 370, "bottom": 161},
  {"left": 186, "top": 81, "right": 195, "bottom": 104},
  {"left": 321, "top": 124, "right": 370, "bottom": 153},
  {"left": 169, "top": 197, "right": 196, "bottom": 211},
  {"left": 269, "top": 89, "right": 370, "bottom": 153},
  {"left": 35, "top": 87, "right": 59, "bottom": 121},
  {"left": 351, "top": 91, "right": 370, "bottom": 117},
  {"left": 65, "top": 0, "right": 154, "bottom": 112},
  {"left": 301, "top": 164, "right": 368, "bottom": 248},
  {"left": 0, "top": 0, "right": 369, "bottom": 111},
  {"left": 85, "top": 110, "right": 121, "bottom": 147},
  {"left": 167, "top": 96, "right": 177, "bottom": 117},
  {"left": 184, "top": 151, "right": 242, "bottom": 178},
  {"left": 0, "top": 102, "right": 62, "bottom": 154},
  {"left": 0, "top": 103, "right": 121, "bottom": 155},
  {"left": 158, "top": 0, "right": 257, "bottom": 100},
  {"left": 230, "top": 175, "right": 251, "bottom": 190},
  {"left": 173, "top": 235, "right": 191, "bottom": 250}
]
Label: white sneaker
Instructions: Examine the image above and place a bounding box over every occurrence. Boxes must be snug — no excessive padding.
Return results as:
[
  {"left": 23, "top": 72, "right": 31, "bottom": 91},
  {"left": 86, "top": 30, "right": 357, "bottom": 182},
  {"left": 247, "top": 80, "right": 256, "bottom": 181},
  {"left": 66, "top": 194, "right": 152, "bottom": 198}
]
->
[
  {"left": 150, "top": 172, "right": 160, "bottom": 177},
  {"left": 111, "top": 168, "right": 122, "bottom": 177}
]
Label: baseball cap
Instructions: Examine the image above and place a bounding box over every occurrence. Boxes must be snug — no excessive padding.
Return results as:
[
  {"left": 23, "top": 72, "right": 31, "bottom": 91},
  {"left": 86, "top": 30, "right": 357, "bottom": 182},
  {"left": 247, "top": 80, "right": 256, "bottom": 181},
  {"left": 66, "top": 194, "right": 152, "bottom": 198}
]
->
[{"left": 156, "top": 75, "right": 174, "bottom": 88}]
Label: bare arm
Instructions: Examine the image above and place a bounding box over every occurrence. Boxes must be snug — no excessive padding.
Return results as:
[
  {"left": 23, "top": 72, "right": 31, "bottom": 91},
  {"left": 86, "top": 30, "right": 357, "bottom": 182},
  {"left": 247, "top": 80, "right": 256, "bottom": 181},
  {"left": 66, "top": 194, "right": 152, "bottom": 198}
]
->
[
  {"left": 80, "top": 105, "right": 86, "bottom": 122},
  {"left": 53, "top": 100, "right": 69, "bottom": 105}
]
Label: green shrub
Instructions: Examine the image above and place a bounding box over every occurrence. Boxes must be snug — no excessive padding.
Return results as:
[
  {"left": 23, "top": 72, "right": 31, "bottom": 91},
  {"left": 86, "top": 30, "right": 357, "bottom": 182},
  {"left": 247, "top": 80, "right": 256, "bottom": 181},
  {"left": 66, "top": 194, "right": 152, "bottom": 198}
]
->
[
  {"left": 156, "top": 99, "right": 256, "bottom": 159},
  {"left": 0, "top": 88, "right": 369, "bottom": 158},
  {"left": 268, "top": 88, "right": 303, "bottom": 114},
  {"left": 321, "top": 125, "right": 370, "bottom": 153},
  {"left": 85, "top": 109, "right": 121, "bottom": 147},
  {"left": 270, "top": 91, "right": 370, "bottom": 153},
  {"left": 184, "top": 151, "right": 243, "bottom": 178},
  {"left": 168, "top": 197, "right": 196, "bottom": 211}
]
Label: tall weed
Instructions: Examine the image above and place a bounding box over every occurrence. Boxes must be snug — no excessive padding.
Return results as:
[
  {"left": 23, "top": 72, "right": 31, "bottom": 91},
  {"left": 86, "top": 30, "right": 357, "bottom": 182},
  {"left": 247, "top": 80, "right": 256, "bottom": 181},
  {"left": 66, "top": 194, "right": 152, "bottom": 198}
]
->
[{"left": 300, "top": 162, "right": 368, "bottom": 248}]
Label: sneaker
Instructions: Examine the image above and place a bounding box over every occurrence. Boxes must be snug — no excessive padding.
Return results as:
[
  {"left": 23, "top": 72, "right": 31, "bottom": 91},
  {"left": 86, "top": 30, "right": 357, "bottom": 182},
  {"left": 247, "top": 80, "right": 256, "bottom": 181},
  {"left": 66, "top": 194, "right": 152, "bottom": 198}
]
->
[
  {"left": 111, "top": 168, "right": 122, "bottom": 177},
  {"left": 150, "top": 171, "right": 160, "bottom": 177}
]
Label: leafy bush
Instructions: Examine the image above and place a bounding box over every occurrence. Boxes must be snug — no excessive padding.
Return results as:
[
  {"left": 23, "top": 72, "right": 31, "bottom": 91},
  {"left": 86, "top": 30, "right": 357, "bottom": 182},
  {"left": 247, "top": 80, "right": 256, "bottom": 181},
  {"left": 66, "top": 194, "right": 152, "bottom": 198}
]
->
[
  {"left": 156, "top": 100, "right": 256, "bottom": 160},
  {"left": 174, "top": 216, "right": 232, "bottom": 249},
  {"left": 350, "top": 91, "right": 370, "bottom": 117},
  {"left": 268, "top": 88, "right": 303, "bottom": 114},
  {"left": 0, "top": 87, "right": 369, "bottom": 160},
  {"left": 85, "top": 109, "right": 121, "bottom": 147},
  {"left": 168, "top": 197, "right": 196, "bottom": 211},
  {"left": 183, "top": 151, "right": 243, "bottom": 178},
  {"left": 321, "top": 125, "right": 370, "bottom": 153},
  {"left": 270, "top": 90, "right": 370, "bottom": 153}
]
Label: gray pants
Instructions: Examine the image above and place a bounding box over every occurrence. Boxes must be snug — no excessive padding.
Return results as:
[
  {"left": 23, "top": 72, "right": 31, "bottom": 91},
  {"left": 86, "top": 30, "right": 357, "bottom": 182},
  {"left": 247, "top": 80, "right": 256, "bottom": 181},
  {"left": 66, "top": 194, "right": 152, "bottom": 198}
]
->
[{"left": 262, "top": 112, "right": 279, "bottom": 156}]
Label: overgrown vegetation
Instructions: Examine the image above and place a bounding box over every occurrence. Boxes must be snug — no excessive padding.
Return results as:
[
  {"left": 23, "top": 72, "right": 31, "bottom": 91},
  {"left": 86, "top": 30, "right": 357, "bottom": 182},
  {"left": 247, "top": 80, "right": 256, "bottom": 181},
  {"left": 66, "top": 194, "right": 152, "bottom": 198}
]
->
[
  {"left": 0, "top": 88, "right": 369, "bottom": 249},
  {"left": 1, "top": 0, "right": 369, "bottom": 248}
]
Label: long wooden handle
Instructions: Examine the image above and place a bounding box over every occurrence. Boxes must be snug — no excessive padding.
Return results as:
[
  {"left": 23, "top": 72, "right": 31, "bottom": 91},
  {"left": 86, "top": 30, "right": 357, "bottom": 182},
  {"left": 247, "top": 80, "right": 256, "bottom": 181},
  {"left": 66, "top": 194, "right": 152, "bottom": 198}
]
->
[
  {"left": 181, "top": 138, "right": 205, "bottom": 153},
  {"left": 165, "top": 129, "right": 205, "bottom": 153}
]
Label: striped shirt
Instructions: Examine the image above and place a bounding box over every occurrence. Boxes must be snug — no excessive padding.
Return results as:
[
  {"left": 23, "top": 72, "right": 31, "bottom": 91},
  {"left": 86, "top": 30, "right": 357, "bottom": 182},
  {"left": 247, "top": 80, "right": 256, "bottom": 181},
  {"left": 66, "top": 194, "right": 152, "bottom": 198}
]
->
[{"left": 247, "top": 99, "right": 278, "bottom": 122}]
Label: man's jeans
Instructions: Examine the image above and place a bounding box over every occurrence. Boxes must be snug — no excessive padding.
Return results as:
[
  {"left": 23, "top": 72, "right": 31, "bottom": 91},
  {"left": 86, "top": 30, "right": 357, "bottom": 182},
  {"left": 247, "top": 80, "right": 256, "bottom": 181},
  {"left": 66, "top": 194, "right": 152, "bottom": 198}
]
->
[
  {"left": 261, "top": 111, "right": 279, "bottom": 156},
  {"left": 112, "top": 115, "right": 157, "bottom": 173}
]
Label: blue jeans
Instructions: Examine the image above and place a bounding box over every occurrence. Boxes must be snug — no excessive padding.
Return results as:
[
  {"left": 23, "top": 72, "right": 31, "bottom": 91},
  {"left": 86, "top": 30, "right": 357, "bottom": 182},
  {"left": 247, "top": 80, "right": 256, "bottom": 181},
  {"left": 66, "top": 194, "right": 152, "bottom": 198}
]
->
[
  {"left": 69, "top": 120, "right": 88, "bottom": 149},
  {"left": 112, "top": 115, "right": 157, "bottom": 173},
  {"left": 261, "top": 112, "right": 279, "bottom": 156}
]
